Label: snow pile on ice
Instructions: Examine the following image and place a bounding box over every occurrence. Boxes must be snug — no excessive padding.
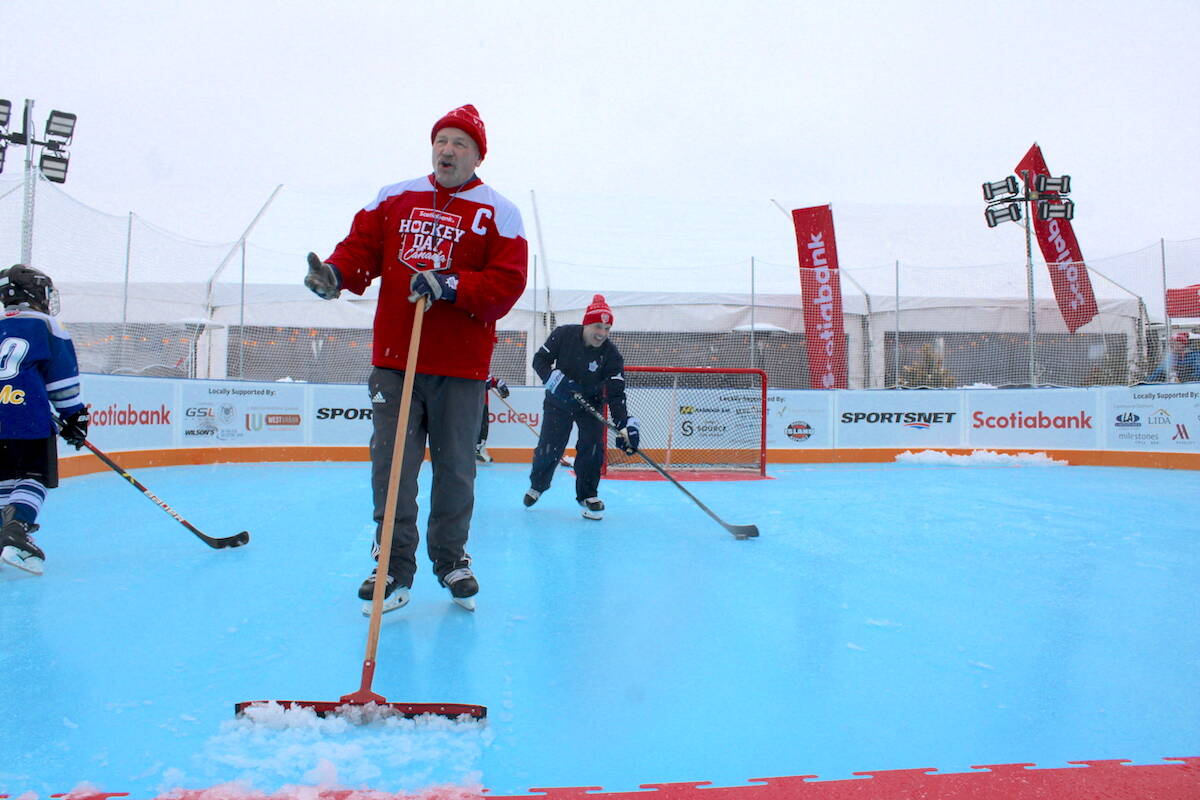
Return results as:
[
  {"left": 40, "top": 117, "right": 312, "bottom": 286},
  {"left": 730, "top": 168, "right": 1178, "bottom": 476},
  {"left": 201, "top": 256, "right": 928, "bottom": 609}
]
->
[
  {"left": 160, "top": 702, "right": 491, "bottom": 796},
  {"left": 895, "top": 449, "right": 1068, "bottom": 466}
]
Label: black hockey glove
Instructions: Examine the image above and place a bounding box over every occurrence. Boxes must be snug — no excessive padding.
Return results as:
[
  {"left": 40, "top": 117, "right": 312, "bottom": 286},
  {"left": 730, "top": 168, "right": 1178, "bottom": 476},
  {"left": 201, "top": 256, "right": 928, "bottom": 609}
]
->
[
  {"left": 545, "top": 369, "right": 581, "bottom": 404},
  {"left": 408, "top": 271, "right": 458, "bottom": 308},
  {"left": 615, "top": 417, "right": 640, "bottom": 455},
  {"left": 488, "top": 376, "right": 510, "bottom": 399},
  {"left": 59, "top": 409, "right": 90, "bottom": 449},
  {"left": 304, "top": 252, "right": 342, "bottom": 300}
]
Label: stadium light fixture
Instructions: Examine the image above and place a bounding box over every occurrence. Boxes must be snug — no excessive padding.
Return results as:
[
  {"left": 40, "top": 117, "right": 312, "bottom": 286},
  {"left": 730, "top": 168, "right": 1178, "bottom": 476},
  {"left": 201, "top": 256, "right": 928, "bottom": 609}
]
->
[
  {"left": 44, "top": 110, "right": 77, "bottom": 143},
  {"left": 0, "top": 98, "right": 79, "bottom": 263},
  {"left": 1037, "top": 199, "right": 1075, "bottom": 221},
  {"left": 985, "top": 202, "right": 1021, "bottom": 228},
  {"left": 1035, "top": 174, "right": 1070, "bottom": 195},
  {"left": 39, "top": 153, "right": 70, "bottom": 183},
  {"left": 982, "top": 176, "right": 1019, "bottom": 201}
]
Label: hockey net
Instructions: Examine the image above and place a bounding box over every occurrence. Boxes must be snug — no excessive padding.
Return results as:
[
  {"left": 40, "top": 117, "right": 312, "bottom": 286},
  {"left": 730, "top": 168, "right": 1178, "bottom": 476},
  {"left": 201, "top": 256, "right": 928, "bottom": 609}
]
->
[{"left": 603, "top": 366, "right": 768, "bottom": 480}]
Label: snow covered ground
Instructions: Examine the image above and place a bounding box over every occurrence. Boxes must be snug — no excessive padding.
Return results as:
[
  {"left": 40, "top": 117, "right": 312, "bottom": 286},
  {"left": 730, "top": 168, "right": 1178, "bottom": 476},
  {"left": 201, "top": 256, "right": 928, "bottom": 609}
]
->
[{"left": 2, "top": 456, "right": 1197, "bottom": 797}]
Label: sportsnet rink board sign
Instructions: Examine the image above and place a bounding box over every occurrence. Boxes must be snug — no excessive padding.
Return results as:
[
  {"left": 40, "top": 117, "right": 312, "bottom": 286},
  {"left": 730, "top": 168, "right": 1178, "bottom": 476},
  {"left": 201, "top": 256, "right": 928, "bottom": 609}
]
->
[{"left": 835, "top": 390, "right": 964, "bottom": 448}]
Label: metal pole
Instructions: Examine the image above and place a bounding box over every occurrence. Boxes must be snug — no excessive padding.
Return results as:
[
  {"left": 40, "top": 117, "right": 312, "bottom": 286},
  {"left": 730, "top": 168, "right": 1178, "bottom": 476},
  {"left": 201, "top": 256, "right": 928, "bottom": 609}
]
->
[
  {"left": 238, "top": 240, "right": 247, "bottom": 379},
  {"left": 119, "top": 212, "right": 134, "bottom": 374},
  {"left": 204, "top": 183, "right": 283, "bottom": 315},
  {"left": 1022, "top": 171, "right": 1038, "bottom": 387},
  {"left": 20, "top": 100, "right": 35, "bottom": 265},
  {"left": 530, "top": 189, "right": 554, "bottom": 335},
  {"left": 122, "top": 213, "right": 133, "bottom": 324},
  {"left": 894, "top": 259, "right": 900, "bottom": 388},
  {"left": 749, "top": 256, "right": 756, "bottom": 369},
  {"left": 1159, "top": 238, "right": 1171, "bottom": 335}
]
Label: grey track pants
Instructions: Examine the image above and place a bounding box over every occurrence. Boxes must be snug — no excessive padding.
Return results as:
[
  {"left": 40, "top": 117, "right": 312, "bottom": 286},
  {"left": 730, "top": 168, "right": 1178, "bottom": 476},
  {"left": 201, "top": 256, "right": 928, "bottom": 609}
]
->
[{"left": 368, "top": 367, "right": 484, "bottom": 586}]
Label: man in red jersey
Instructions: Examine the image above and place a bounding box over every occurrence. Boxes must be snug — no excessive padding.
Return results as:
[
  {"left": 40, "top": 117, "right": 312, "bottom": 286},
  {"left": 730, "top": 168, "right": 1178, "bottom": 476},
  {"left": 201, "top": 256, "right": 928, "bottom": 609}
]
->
[{"left": 304, "top": 104, "right": 527, "bottom": 612}]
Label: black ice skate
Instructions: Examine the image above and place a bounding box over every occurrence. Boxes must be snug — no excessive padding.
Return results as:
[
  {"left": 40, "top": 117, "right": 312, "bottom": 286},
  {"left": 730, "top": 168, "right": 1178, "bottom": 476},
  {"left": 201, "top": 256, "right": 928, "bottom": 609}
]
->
[
  {"left": 0, "top": 509, "right": 45, "bottom": 575},
  {"left": 579, "top": 497, "right": 605, "bottom": 520},
  {"left": 523, "top": 488, "right": 541, "bottom": 507},
  {"left": 475, "top": 442, "right": 494, "bottom": 464},
  {"left": 440, "top": 565, "right": 479, "bottom": 612},
  {"left": 358, "top": 571, "right": 410, "bottom": 616}
]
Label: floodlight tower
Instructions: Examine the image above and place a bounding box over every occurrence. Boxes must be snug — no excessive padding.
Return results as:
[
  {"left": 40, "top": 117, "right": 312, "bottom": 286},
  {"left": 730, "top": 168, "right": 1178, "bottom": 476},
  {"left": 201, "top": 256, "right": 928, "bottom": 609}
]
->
[
  {"left": 981, "top": 170, "right": 1074, "bottom": 387},
  {"left": 0, "top": 98, "right": 79, "bottom": 264}
]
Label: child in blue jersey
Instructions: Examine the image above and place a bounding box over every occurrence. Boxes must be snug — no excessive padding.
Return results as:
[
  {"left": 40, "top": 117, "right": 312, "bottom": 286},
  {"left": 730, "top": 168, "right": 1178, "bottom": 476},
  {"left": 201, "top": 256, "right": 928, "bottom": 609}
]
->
[
  {"left": 0, "top": 265, "right": 89, "bottom": 574},
  {"left": 523, "top": 294, "right": 639, "bottom": 520}
]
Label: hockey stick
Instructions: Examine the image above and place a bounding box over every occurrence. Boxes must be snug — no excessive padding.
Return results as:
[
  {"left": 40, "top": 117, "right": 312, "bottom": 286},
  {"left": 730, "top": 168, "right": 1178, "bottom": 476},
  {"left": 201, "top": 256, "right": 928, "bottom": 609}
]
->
[
  {"left": 492, "top": 390, "right": 574, "bottom": 467},
  {"left": 60, "top": 424, "right": 250, "bottom": 549},
  {"left": 571, "top": 393, "right": 759, "bottom": 539}
]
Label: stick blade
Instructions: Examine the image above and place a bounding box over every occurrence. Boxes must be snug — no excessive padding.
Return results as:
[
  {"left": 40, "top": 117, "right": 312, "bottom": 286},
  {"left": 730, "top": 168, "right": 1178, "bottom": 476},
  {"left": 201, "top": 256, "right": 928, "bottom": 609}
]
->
[
  {"left": 728, "top": 524, "right": 760, "bottom": 540},
  {"left": 235, "top": 698, "right": 486, "bottom": 720},
  {"left": 208, "top": 530, "right": 250, "bottom": 549}
]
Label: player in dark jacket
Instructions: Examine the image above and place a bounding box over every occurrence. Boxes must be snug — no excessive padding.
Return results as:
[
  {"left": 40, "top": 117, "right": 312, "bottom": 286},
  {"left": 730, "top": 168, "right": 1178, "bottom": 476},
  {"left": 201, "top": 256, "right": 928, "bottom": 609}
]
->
[
  {"left": 0, "top": 265, "right": 89, "bottom": 574},
  {"left": 523, "top": 294, "right": 639, "bottom": 520}
]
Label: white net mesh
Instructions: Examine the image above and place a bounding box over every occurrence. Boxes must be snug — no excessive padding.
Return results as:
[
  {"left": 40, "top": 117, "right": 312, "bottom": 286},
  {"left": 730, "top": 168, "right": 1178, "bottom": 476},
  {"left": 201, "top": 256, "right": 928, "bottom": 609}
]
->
[{"left": 603, "top": 367, "right": 767, "bottom": 475}]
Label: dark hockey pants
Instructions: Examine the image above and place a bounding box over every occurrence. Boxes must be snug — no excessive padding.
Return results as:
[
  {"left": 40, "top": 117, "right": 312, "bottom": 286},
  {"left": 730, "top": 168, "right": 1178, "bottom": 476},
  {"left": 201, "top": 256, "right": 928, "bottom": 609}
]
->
[
  {"left": 529, "top": 398, "right": 606, "bottom": 502},
  {"left": 368, "top": 368, "right": 483, "bottom": 586}
]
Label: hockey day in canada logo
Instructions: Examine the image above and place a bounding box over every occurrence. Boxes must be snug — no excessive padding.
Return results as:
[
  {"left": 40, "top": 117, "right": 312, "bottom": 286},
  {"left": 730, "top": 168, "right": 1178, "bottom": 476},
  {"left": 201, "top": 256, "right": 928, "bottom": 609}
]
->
[{"left": 398, "top": 208, "right": 463, "bottom": 271}]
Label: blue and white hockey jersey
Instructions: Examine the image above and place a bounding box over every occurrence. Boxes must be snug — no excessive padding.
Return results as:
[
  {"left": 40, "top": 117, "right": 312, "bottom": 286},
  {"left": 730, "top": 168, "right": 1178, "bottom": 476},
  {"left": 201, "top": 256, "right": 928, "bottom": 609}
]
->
[{"left": 0, "top": 307, "right": 85, "bottom": 439}]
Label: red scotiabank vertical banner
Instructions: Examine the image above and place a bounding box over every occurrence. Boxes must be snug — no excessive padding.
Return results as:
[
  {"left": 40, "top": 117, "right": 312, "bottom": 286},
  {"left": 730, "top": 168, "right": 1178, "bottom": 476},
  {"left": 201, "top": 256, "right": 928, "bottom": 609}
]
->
[
  {"left": 791, "top": 204, "right": 848, "bottom": 389},
  {"left": 1014, "top": 143, "right": 1099, "bottom": 333}
]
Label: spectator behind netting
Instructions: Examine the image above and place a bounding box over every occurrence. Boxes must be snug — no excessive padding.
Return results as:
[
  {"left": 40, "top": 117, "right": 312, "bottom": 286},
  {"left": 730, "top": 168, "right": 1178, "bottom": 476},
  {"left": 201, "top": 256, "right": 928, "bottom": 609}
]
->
[{"left": 1146, "top": 331, "right": 1200, "bottom": 383}]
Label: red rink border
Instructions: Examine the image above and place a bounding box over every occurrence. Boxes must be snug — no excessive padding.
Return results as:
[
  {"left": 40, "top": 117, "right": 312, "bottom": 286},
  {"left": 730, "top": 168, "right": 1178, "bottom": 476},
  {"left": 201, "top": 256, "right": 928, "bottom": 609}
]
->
[{"left": 16, "top": 758, "right": 1199, "bottom": 799}]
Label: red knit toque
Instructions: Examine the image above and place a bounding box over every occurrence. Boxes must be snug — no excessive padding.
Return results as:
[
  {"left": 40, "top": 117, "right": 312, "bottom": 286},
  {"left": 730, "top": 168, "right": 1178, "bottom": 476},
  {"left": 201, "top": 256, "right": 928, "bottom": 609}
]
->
[
  {"left": 582, "top": 294, "right": 613, "bottom": 326},
  {"left": 431, "top": 104, "right": 487, "bottom": 160}
]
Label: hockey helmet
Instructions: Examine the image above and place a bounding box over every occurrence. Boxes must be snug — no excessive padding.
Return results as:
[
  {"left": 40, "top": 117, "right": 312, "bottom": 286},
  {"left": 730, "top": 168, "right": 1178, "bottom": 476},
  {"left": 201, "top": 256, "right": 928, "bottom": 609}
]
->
[{"left": 0, "top": 264, "right": 60, "bottom": 315}]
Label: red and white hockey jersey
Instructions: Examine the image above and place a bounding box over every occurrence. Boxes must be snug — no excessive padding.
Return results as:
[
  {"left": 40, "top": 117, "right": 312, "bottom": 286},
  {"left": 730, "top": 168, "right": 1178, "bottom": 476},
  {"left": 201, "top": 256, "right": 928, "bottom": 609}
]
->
[{"left": 327, "top": 174, "right": 528, "bottom": 380}]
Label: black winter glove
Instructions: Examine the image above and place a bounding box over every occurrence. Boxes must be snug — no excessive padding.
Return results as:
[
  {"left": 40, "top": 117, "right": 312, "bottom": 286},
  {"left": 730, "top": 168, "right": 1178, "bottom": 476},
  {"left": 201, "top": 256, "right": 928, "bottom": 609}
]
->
[
  {"left": 59, "top": 409, "right": 90, "bottom": 449},
  {"left": 408, "top": 271, "right": 458, "bottom": 308},
  {"left": 304, "top": 252, "right": 342, "bottom": 299},
  {"left": 488, "top": 376, "right": 510, "bottom": 399}
]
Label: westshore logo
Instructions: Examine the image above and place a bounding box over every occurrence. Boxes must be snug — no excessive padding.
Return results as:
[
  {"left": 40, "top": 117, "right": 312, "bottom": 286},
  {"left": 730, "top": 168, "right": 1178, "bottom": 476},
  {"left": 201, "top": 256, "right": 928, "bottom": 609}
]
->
[
  {"left": 972, "top": 410, "right": 1092, "bottom": 429},
  {"left": 245, "top": 412, "right": 301, "bottom": 431},
  {"left": 89, "top": 403, "right": 171, "bottom": 426}
]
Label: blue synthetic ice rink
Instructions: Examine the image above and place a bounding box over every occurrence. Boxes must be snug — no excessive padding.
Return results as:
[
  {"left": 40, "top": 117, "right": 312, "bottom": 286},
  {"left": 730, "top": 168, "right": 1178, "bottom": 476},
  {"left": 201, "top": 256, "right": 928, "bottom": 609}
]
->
[{"left": 2, "top": 457, "right": 1197, "bottom": 797}]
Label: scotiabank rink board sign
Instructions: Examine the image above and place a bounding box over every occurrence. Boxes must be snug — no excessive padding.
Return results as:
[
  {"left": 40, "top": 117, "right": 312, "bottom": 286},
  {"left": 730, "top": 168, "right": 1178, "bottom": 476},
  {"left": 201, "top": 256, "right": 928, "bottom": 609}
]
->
[
  {"left": 1104, "top": 385, "right": 1200, "bottom": 453},
  {"left": 835, "top": 390, "right": 965, "bottom": 448},
  {"left": 966, "top": 388, "right": 1100, "bottom": 449},
  {"left": 80, "top": 374, "right": 176, "bottom": 451}
]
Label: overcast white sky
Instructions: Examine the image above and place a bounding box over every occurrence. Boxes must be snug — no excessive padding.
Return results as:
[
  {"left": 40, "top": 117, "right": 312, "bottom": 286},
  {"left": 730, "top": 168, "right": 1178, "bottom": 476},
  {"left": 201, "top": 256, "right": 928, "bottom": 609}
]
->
[{"left": 5, "top": 0, "right": 1199, "bottom": 280}]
